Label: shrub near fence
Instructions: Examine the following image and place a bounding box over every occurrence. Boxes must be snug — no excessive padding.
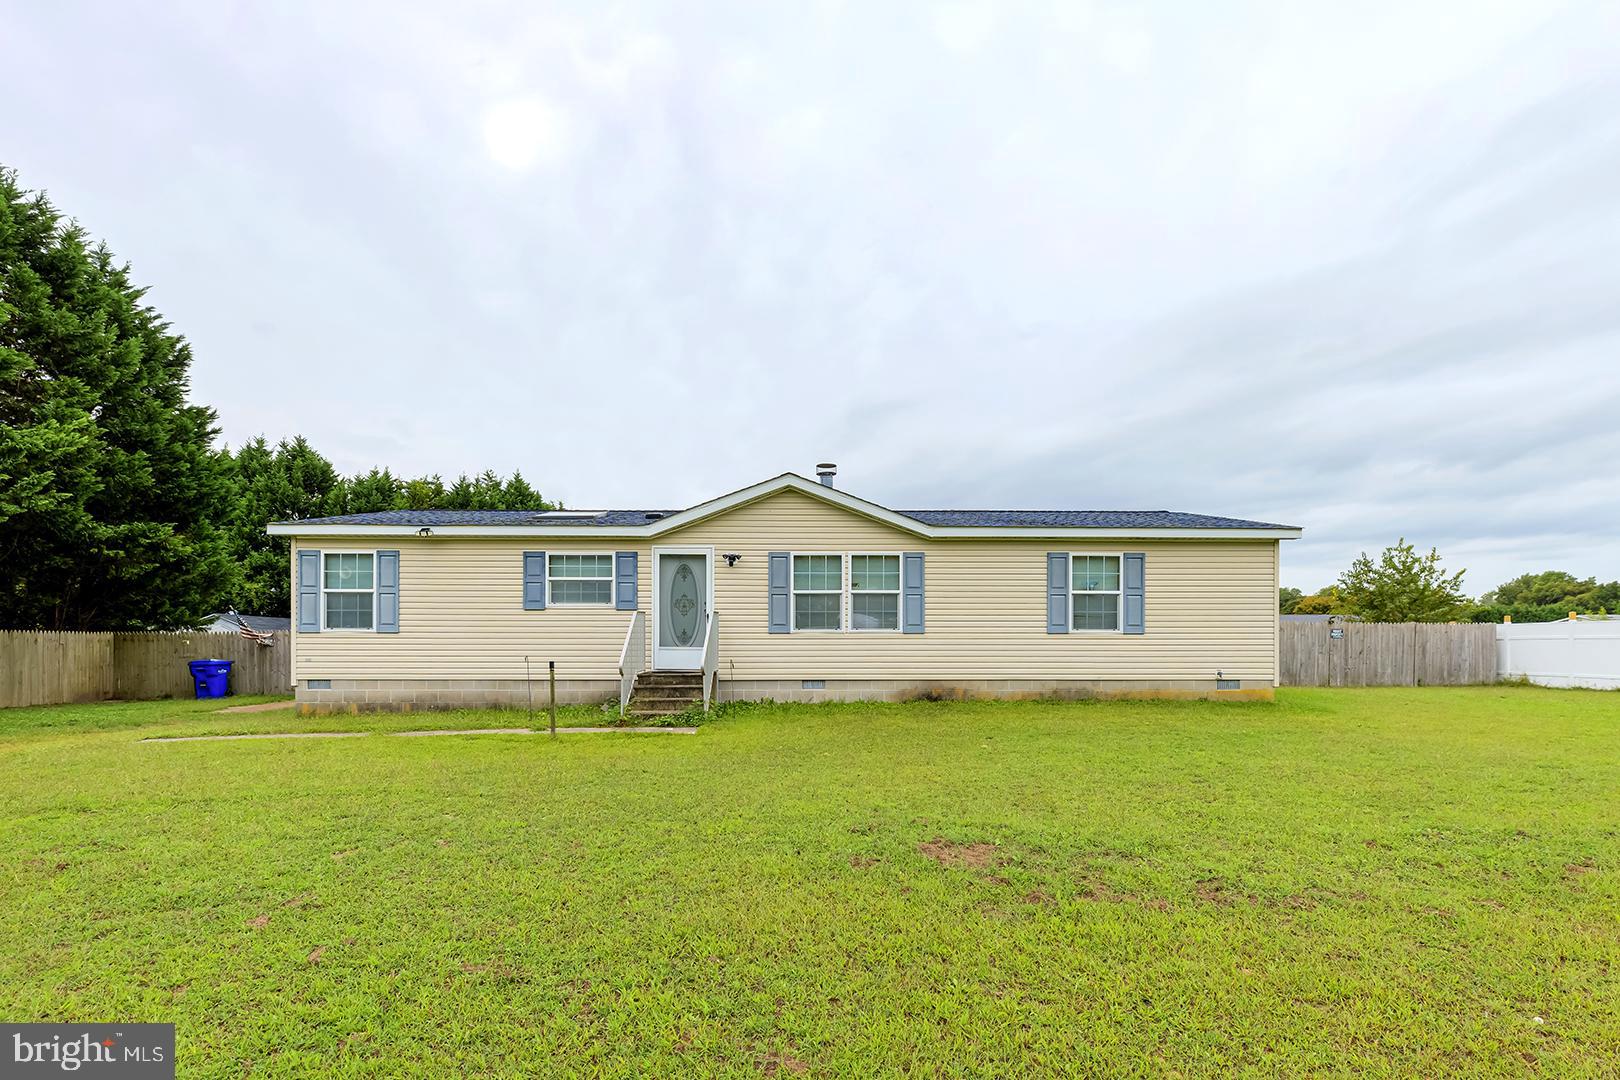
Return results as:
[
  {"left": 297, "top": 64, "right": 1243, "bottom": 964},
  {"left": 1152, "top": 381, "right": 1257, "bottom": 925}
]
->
[
  {"left": 0, "top": 630, "right": 291, "bottom": 709},
  {"left": 1280, "top": 621, "right": 1496, "bottom": 687}
]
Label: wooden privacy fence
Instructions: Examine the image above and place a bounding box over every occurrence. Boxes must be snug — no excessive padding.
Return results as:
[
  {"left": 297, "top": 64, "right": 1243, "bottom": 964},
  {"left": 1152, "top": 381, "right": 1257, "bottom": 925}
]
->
[
  {"left": 1280, "top": 621, "right": 1497, "bottom": 687},
  {"left": 0, "top": 630, "right": 291, "bottom": 709}
]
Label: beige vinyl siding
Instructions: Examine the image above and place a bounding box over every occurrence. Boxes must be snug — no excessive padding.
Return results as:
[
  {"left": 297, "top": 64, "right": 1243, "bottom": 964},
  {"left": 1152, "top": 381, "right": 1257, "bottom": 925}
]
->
[
  {"left": 292, "top": 541, "right": 633, "bottom": 681},
  {"left": 292, "top": 489, "right": 1281, "bottom": 683}
]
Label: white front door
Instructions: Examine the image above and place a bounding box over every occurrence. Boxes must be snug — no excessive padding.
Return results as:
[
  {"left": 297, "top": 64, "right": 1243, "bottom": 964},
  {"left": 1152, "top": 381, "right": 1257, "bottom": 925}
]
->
[{"left": 653, "top": 548, "right": 711, "bottom": 670}]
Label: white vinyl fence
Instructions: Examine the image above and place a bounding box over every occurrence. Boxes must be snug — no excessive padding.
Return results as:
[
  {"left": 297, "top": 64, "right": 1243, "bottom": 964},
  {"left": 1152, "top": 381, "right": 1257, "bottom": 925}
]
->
[{"left": 1496, "top": 620, "right": 1620, "bottom": 690}]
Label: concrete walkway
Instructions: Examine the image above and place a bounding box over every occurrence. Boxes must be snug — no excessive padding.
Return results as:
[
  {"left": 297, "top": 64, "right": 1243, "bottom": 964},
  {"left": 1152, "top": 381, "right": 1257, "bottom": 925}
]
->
[
  {"left": 143, "top": 726, "right": 697, "bottom": 743},
  {"left": 392, "top": 727, "right": 698, "bottom": 736},
  {"left": 143, "top": 732, "right": 367, "bottom": 743}
]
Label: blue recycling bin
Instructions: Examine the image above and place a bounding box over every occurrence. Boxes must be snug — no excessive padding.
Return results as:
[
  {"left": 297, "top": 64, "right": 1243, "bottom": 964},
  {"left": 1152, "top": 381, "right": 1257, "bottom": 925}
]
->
[{"left": 189, "top": 659, "right": 233, "bottom": 699}]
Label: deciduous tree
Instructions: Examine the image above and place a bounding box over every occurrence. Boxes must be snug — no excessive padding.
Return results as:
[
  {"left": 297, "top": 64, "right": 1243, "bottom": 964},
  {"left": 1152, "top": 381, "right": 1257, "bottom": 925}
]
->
[{"left": 1337, "top": 540, "right": 1467, "bottom": 622}]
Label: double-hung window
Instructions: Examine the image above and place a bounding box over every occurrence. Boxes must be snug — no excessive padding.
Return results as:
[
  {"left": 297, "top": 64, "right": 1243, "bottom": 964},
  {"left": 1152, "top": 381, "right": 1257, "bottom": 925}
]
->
[
  {"left": 323, "top": 552, "right": 375, "bottom": 629},
  {"left": 793, "top": 554, "right": 843, "bottom": 630},
  {"left": 1072, "top": 554, "right": 1121, "bottom": 631},
  {"left": 549, "top": 554, "right": 614, "bottom": 605},
  {"left": 850, "top": 554, "right": 901, "bottom": 630}
]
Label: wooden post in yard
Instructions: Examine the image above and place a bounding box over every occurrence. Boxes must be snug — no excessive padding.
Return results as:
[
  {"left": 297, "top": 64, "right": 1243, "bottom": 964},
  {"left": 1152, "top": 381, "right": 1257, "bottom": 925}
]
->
[{"left": 549, "top": 660, "right": 557, "bottom": 738}]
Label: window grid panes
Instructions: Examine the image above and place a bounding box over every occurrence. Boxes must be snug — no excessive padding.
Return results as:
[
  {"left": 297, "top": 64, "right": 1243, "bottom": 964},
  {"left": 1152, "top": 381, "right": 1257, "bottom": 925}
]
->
[
  {"left": 549, "top": 554, "right": 614, "bottom": 605},
  {"left": 793, "top": 554, "right": 843, "bottom": 630},
  {"left": 323, "top": 553, "right": 375, "bottom": 630},
  {"left": 850, "top": 554, "right": 901, "bottom": 630},
  {"left": 1072, "top": 554, "right": 1121, "bottom": 631}
]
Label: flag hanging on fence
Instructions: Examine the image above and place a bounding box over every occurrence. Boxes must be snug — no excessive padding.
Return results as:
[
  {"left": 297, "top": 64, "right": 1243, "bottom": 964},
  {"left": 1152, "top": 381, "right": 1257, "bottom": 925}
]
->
[{"left": 229, "top": 611, "right": 276, "bottom": 647}]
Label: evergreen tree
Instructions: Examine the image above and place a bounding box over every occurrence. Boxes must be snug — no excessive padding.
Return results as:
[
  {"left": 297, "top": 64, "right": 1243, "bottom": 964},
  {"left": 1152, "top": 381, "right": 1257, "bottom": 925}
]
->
[
  {"left": 472, "top": 469, "right": 505, "bottom": 509},
  {"left": 219, "top": 436, "right": 340, "bottom": 615},
  {"left": 501, "top": 470, "right": 547, "bottom": 510},
  {"left": 344, "top": 467, "right": 404, "bottom": 513},
  {"left": 444, "top": 474, "right": 477, "bottom": 510},
  {"left": 0, "top": 167, "right": 234, "bottom": 629}
]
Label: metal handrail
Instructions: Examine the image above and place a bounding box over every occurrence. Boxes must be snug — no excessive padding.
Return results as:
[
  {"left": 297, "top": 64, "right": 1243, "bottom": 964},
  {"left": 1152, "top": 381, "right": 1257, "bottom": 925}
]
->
[
  {"left": 617, "top": 609, "right": 646, "bottom": 718},
  {"left": 700, "top": 610, "right": 720, "bottom": 712}
]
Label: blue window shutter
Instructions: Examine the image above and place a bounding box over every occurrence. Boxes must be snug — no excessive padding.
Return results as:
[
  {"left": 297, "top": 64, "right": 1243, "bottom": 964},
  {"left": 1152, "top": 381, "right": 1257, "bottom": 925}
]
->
[
  {"left": 1122, "top": 552, "right": 1146, "bottom": 635},
  {"left": 375, "top": 550, "right": 400, "bottom": 633},
  {"left": 297, "top": 549, "right": 321, "bottom": 633},
  {"left": 768, "top": 552, "right": 791, "bottom": 633},
  {"left": 523, "top": 551, "right": 547, "bottom": 610},
  {"left": 902, "top": 551, "right": 925, "bottom": 634},
  {"left": 615, "top": 551, "right": 638, "bottom": 610},
  {"left": 1047, "top": 552, "right": 1070, "bottom": 634}
]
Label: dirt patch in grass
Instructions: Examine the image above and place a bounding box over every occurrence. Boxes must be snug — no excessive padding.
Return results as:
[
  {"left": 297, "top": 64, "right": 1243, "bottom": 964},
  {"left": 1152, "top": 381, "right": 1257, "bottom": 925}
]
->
[
  {"left": 918, "top": 838, "right": 998, "bottom": 869},
  {"left": 246, "top": 914, "right": 270, "bottom": 928},
  {"left": 1194, "top": 877, "right": 1260, "bottom": 906},
  {"left": 849, "top": 855, "right": 878, "bottom": 869},
  {"left": 1074, "top": 875, "right": 1170, "bottom": 910},
  {"left": 1564, "top": 862, "right": 1595, "bottom": 879},
  {"left": 758, "top": 1050, "right": 808, "bottom": 1076}
]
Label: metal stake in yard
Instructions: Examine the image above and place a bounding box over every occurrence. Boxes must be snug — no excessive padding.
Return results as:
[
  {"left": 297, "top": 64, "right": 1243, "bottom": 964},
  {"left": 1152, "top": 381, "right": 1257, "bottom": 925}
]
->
[{"left": 548, "top": 660, "right": 557, "bottom": 738}]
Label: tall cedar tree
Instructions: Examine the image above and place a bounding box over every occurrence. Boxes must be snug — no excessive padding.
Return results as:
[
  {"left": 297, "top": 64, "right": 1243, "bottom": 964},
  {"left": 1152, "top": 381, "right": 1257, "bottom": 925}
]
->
[
  {"left": 219, "top": 436, "right": 341, "bottom": 616},
  {"left": 0, "top": 168, "right": 234, "bottom": 629}
]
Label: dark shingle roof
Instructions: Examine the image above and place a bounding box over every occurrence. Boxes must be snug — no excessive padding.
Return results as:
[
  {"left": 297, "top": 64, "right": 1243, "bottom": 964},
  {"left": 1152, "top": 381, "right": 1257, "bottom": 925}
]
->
[
  {"left": 205, "top": 613, "right": 292, "bottom": 632},
  {"left": 896, "top": 509, "right": 1296, "bottom": 529},
  {"left": 279, "top": 507, "right": 1295, "bottom": 529},
  {"left": 285, "top": 510, "right": 680, "bottom": 526}
]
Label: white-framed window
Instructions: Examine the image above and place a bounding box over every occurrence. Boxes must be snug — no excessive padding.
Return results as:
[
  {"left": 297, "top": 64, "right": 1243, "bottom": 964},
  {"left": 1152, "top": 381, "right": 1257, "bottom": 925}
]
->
[
  {"left": 792, "top": 554, "right": 843, "bottom": 630},
  {"left": 548, "top": 553, "right": 614, "bottom": 606},
  {"left": 1072, "top": 553, "right": 1122, "bottom": 632},
  {"left": 323, "top": 551, "right": 376, "bottom": 630},
  {"left": 850, "top": 553, "right": 901, "bottom": 631}
]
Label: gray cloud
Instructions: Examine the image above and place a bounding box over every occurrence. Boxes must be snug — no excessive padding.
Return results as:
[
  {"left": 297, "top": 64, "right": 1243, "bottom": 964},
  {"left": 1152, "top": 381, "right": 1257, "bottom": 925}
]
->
[{"left": 6, "top": 0, "right": 1618, "bottom": 592}]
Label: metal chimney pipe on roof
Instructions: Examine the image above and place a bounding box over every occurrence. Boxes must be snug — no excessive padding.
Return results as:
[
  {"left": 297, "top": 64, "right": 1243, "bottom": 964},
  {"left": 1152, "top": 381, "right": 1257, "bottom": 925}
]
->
[{"left": 816, "top": 462, "right": 837, "bottom": 488}]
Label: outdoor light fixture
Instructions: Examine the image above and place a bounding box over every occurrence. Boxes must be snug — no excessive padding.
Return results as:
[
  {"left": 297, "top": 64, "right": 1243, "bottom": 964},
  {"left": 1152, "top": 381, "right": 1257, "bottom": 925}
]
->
[
  {"left": 417, "top": 527, "right": 433, "bottom": 537},
  {"left": 723, "top": 553, "right": 742, "bottom": 567}
]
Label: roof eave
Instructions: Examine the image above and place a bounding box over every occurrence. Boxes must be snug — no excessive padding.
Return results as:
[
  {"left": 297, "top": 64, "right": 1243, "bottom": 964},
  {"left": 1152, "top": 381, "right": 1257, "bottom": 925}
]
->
[
  {"left": 265, "top": 472, "right": 1301, "bottom": 539},
  {"left": 267, "top": 521, "right": 1302, "bottom": 541}
]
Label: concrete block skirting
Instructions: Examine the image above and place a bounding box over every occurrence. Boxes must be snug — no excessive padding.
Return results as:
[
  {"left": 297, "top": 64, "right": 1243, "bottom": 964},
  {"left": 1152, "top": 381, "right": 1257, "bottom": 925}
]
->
[
  {"left": 715, "top": 678, "right": 1272, "bottom": 703},
  {"left": 295, "top": 676, "right": 1271, "bottom": 712},
  {"left": 296, "top": 678, "right": 618, "bottom": 713}
]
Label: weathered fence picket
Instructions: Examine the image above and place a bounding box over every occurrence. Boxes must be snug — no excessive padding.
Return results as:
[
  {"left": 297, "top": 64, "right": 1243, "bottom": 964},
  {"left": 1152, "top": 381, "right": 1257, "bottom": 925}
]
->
[
  {"left": 0, "top": 630, "right": 291, "bottom": 708},
  {"left": 1279, "top": 621, "right": 1496, "bottom": 687}
]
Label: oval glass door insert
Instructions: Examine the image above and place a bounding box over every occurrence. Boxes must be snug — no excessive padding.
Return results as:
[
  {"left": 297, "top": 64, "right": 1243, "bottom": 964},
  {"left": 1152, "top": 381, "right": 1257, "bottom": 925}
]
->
[{"left": 667, "top": 561, "right": 701, "bottom": 646}]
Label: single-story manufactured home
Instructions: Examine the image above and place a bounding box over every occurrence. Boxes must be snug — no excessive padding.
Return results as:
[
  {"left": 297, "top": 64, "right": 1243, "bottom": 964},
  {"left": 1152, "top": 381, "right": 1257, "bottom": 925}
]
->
[{"left": 266, "top": 466, "right": 1301, "bottom": 713}]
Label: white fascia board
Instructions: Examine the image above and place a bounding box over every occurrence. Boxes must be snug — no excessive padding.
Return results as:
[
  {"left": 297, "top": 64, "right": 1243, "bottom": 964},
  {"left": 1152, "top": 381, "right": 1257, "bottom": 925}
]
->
[
  {"left": 925, "top": 527, "right": 1302, "bottom": 540},
  {"left": 648, "top": 472, "right": 934, "bottom": 536}
]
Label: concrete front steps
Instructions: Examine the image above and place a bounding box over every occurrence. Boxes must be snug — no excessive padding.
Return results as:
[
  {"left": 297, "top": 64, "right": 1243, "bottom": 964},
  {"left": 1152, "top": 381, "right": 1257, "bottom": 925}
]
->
[{"left": 627, "top": 670, "right": 707, "bottom": 720}]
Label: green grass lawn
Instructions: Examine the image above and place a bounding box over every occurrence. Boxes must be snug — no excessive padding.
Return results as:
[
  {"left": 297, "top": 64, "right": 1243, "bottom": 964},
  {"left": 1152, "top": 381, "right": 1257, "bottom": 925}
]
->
[{"left": 1, "top": 688, "right": 1616, "bottom": 1077}]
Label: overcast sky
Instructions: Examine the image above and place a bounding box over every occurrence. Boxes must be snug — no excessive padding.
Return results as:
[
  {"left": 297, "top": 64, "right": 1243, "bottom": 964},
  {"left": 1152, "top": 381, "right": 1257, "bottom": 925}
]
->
[{"left": 7, "top": 1, "right": 1619, "bottom": 591}]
